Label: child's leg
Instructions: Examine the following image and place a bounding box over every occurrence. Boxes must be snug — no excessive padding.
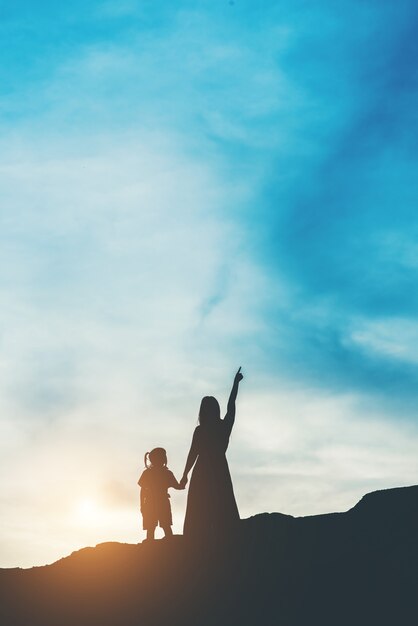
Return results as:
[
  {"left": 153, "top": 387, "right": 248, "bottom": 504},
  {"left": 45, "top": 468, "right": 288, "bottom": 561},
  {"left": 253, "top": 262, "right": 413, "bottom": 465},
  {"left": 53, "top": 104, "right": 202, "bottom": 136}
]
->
[
  {"left": 146, "top": 527, "right": 156, "bottom": 541},
  {"left": 162, "top": 525, "right": 173, "bottom": 538}
]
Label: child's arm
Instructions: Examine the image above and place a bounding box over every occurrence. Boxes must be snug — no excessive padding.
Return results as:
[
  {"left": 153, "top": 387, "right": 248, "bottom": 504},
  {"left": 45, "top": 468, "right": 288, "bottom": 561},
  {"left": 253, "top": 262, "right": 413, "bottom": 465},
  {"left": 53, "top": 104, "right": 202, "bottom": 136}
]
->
[
  {"left": 140, "top": 486, "right": 146, "bottom": 511},
  {"left": 224, "top": 367, "right": 244, "bottom": 433},
  {"left": 170, "top": 475, "right": 184, "bottom": 490}
]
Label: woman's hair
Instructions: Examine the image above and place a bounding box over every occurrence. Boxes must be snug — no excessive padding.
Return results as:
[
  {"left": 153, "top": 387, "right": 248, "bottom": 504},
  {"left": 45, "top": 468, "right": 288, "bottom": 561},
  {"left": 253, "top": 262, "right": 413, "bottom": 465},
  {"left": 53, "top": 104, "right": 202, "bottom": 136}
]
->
[
  {"left": 198, "top": 396, "right": 221, "bottom": 428},
  {"left": 144, "top": 447, "right": 167, "bottom": 468}
]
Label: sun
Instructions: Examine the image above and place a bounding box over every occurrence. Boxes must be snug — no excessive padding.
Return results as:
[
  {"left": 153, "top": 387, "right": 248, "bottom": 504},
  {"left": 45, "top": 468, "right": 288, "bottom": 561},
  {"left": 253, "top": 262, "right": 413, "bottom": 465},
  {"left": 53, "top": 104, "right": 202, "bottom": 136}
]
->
[{"left": 75, "top": 497, "right": 100, "bottom": 524}]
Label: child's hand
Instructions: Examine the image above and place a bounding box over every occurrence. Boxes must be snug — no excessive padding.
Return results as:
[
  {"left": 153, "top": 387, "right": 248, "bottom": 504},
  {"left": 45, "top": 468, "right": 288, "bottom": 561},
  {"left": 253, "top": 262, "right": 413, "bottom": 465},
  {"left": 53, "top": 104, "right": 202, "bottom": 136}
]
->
[{"left": 179, "top": 476, "right": 188, "bottom": 489}]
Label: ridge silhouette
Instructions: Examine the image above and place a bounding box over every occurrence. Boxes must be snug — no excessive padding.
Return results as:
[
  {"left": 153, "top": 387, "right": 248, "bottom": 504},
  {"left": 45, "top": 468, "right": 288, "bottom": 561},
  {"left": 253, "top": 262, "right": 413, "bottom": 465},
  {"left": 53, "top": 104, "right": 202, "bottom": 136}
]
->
[{"left": 1, "top": 485, "right": 417, "bottom": 626}]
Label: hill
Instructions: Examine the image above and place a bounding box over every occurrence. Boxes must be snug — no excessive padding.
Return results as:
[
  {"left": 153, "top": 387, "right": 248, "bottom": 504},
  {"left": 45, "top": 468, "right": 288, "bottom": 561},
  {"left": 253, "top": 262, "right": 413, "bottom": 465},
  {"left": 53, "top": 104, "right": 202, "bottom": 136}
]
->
[{"left": 1, "top": 485, "right": 417, "bottom": 626}]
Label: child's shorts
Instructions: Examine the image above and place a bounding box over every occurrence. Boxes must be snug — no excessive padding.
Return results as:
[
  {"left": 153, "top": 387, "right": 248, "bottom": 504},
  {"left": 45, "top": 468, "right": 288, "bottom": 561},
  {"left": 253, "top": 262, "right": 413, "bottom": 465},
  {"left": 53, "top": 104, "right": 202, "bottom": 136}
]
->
[{"left": 142, "top": 496, "right": 172, "bottom": 529}]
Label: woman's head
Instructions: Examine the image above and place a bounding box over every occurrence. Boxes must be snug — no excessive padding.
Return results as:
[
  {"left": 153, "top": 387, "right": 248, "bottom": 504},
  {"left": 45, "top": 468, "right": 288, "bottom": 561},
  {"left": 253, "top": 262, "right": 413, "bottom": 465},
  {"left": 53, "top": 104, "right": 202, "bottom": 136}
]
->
[
  {"left": 198, "top": 396, "right": 221, "bottom": 428},
  {"left": 144, "top": 447, "right": 167, "bottom": 468}
]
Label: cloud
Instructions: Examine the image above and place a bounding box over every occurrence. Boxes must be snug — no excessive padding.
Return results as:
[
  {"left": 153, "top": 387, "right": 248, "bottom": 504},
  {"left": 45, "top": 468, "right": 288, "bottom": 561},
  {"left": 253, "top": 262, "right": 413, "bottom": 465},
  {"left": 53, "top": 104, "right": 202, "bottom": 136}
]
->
[
  {"left": 0, "top": 127, "right": 247, "bottom": 412},
  {"left": 231, "top": 386, "right": 418, "bottom": 519},
  {"left": 221, "top": 1, "right": 418, "bottom": 404}
]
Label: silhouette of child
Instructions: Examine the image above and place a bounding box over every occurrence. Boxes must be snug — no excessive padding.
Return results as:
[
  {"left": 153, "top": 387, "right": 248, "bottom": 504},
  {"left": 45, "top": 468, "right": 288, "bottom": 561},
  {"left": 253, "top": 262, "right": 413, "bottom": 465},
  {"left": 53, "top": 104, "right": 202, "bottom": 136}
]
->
[{"left": 138, "top": 447, "right": 183, "bottom": 541}]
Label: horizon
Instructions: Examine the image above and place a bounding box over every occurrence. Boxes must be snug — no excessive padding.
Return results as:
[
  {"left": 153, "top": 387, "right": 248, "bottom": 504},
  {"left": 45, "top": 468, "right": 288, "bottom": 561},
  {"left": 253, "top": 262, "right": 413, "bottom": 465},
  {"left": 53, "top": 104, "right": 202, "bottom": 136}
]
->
[{"left": 1, "top": 0, "right": 418, "bottom": 568}]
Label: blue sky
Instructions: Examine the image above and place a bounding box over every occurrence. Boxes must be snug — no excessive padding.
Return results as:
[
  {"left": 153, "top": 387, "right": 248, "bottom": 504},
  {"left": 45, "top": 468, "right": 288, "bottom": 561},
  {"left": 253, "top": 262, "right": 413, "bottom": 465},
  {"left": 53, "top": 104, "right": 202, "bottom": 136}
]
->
[{"left": 1, "top": 0, "right": 418, "bottom": 567}]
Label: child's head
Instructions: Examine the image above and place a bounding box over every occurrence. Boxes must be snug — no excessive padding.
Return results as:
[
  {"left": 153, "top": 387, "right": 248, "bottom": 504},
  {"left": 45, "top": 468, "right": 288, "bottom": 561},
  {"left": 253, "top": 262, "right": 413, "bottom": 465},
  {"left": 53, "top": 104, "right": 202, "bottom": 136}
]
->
[{"left": 144, "top": 447, "right": 167, "bottom": 468}]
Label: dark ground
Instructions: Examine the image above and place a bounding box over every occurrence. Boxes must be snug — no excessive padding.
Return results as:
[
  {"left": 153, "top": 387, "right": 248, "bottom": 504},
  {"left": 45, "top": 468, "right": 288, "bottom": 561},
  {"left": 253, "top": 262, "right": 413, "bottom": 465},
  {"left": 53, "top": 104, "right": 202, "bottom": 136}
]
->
[{"left": 1, "top": 485, "right": 417, "bottom": 626}]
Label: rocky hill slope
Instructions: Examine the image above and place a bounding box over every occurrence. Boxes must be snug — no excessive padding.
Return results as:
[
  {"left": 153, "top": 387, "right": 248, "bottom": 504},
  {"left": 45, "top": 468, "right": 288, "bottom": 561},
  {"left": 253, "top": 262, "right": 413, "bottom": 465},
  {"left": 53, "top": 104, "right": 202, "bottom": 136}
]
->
[{"left": 1, "top": 485, "right": 417, "bottom": 626}]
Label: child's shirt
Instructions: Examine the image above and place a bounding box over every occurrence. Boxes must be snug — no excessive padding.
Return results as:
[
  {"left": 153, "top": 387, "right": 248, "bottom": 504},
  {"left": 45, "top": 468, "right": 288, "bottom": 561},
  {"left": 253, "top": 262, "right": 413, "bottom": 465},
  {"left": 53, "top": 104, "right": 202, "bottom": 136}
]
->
[{"left": 138, "top": 466, "right": 178, "bottom": 499}]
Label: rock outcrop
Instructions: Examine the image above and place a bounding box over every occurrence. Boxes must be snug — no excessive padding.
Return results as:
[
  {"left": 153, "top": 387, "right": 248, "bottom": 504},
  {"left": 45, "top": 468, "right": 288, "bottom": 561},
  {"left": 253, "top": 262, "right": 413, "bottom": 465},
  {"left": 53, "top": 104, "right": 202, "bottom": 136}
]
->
[{"left": 1, "top": 485, "right": 417, "bottom": 626}]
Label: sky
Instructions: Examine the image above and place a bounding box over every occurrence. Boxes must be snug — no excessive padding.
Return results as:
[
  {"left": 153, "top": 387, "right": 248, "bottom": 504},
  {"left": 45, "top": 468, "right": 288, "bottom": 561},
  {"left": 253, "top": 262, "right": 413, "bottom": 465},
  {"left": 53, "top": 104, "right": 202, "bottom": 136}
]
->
[{"left": 1, "top": 0, "right": 418, "bottom": 568}]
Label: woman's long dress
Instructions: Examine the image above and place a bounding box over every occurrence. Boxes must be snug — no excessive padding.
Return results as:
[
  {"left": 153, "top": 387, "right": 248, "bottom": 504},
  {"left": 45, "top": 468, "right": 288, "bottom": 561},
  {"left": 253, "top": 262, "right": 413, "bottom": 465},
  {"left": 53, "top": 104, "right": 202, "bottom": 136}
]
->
[{"left": 183, "top": 419, "right": 239, "bottom": 539}]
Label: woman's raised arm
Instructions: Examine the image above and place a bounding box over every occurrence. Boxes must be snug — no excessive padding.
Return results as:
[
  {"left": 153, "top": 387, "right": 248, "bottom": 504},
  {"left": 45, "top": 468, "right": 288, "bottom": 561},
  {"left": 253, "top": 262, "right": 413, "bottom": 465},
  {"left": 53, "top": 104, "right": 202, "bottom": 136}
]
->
[{"left": 224, "top": 367, "right": 243, "bottom": 433}]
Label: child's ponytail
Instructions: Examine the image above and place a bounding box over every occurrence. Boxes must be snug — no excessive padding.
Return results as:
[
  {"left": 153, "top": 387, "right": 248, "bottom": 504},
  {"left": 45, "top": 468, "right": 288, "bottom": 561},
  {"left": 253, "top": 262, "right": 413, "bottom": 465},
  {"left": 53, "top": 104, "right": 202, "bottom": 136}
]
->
[{"left": 144, "top": 451, "right": 151, "bottom": 468}]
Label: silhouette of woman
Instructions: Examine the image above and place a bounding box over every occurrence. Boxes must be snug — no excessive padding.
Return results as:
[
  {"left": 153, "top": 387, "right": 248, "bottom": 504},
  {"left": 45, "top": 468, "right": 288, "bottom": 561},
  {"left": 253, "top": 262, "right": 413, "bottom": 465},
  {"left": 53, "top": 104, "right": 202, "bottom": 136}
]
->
[{"left": 180, "top": 367, "right": 243, "bottom": 539}]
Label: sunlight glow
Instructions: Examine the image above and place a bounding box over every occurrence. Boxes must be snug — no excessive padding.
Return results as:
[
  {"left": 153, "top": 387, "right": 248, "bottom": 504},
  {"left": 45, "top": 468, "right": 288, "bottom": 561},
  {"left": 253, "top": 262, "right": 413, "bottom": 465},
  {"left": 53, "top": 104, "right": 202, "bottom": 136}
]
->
[{"left": 75, "top": 498, "right": 101, "bottom": 524}]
